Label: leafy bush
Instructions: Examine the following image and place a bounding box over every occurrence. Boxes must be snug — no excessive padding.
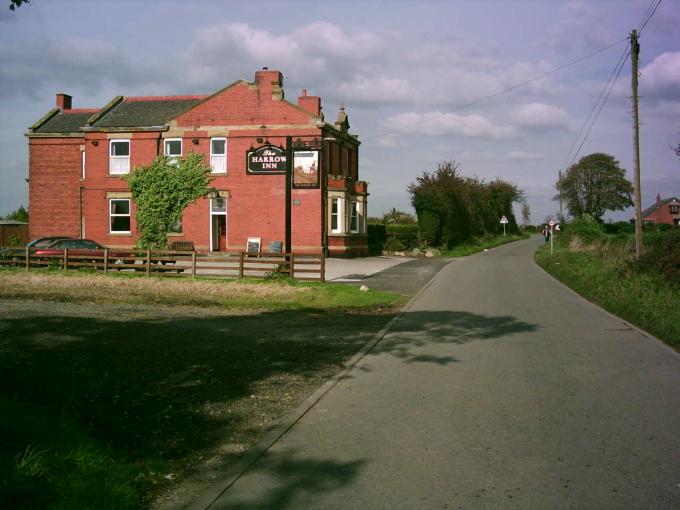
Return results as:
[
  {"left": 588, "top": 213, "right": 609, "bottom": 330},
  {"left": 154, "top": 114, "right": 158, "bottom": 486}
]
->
[
  {"left": 633, "top": 229, "right": 680, "bottom": 285},
  {"left": 367, "top": 224, "right": 387, "bottom": 255},
  {"left": 386, "top": 224, "right": 419, "bottom": 250},
  {"left": 603, "top": 221, "right": 634, "bottom": 235},
  {"left": 383, "top": 237, "right": 406, "bottom": 253},
  {"left": 565, "top": 214, "right": 605, "bottom": 243}
]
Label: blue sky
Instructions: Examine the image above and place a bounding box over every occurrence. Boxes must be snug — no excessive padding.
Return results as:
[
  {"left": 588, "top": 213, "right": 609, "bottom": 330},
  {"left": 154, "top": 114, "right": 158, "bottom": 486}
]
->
[{"left": 1, "top": 0, "right": 678, "bottom": 224}]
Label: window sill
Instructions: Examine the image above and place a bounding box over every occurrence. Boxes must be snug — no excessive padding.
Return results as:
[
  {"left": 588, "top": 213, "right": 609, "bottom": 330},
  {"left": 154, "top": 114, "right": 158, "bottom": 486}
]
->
[{"left": 108, "top": 233, "right": 132, "bottom": 237}]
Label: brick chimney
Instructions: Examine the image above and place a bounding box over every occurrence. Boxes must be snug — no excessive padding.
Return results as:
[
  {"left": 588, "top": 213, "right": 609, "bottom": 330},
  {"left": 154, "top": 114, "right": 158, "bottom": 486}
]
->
[
  {"left": 254, "top": 67, "right": 284, "bottom": 100},
  {"left": 56, "top": 93, "right": 72, "bottom": 111},
  {"left": 298, "top": 89, "right": 321, "bottom": 116}
]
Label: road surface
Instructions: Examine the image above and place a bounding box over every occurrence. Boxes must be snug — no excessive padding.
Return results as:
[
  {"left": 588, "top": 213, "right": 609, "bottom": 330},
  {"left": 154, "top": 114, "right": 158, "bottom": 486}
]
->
[{"left": 199, "top": 236, "right": 680, "bottom": 509}]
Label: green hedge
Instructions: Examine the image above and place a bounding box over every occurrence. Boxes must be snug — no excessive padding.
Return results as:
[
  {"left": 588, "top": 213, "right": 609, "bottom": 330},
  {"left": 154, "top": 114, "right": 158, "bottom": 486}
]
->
[
  {"left": 386, "top": 224, "right": 419, "bottom": 250},
  {"left": 367, "top": 224, "right": 387, "bottom": 255}
]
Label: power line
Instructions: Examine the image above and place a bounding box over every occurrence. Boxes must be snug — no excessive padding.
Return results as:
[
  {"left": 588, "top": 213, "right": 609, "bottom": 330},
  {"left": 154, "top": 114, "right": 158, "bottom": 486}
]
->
[
  {"left": 561, "top": 0, "right": 662, "bottom": 170},
  {"left": 562, "top": 43, "right": 631, "bottom": 169},
  {"left": 362, "top": 38, "right": 628, "bottom": 143},
  {"left": 639, "top": 0, "right": 662, "bottom": 33},
  {"left": 568, "top": 47, "right": 630, "bottom": 169}
]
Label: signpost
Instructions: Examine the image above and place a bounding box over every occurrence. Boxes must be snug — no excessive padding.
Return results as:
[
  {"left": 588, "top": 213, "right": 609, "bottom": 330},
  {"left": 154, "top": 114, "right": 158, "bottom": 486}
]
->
[
  {"left": 548, "top": 219, "right": 557, "bottom": 255},
  {"left": 500, "top": 215, "right": 508, "bottom": 236}
]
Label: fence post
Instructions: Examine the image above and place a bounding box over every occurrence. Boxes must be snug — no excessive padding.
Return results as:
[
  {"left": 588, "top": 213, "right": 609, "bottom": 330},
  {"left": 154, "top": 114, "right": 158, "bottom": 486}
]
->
[
  {"left": 146, "top": 249, "right": 151, "bottom": 277},
  {"left": 320, "top": 252, "right": 325, "bottom": 283},
  {"left": 239, "top": 251, "right": 244, "bottom": 278},
  {"left": 25, "top": 247, "right": 29, "bottom": 271},
  {"left": 191, "top": 251, "right": 197, "bottom": 278},
  {"left": 104, "top": 248, "right": 109, "bottom": 273},
  {"left": 63, "top": 248, "right": 68, "bottom": 272}
]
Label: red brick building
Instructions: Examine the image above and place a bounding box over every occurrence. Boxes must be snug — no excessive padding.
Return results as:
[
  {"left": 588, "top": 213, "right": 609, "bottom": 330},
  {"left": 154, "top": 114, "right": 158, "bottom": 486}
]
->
[
  {"left": 641, "top": 195, "right": 680, "bottom": 227},
  {"left": 26, "top": 69, "right": 368, "bottom": 256}
]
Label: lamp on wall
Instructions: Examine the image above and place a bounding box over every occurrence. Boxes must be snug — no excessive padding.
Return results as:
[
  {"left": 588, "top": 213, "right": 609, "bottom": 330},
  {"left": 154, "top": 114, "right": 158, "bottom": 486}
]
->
[
  {"left": 208, "top": 187, "right": 220, "bottom": 199},
  {"left": 192, "top": 138, "right": 200, "bottom": 145},
  {"left": 91, "top": 140, "right": 99, "bottom": 146}
]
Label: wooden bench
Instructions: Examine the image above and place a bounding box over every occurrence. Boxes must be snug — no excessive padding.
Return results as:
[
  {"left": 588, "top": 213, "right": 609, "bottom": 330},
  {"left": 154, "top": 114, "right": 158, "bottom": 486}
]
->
[{"left": 170, "top": 241, "right": 195, "bottom": 252}]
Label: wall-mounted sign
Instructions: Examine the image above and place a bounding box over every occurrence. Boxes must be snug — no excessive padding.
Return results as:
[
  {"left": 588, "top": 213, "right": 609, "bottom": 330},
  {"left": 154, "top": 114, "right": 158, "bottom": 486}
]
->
[
  {"left": 247, "top": 145, "right": 286, "bottom": 174},
  {"left": 293, "top": 150, "right": 320, "bottom": 189}
]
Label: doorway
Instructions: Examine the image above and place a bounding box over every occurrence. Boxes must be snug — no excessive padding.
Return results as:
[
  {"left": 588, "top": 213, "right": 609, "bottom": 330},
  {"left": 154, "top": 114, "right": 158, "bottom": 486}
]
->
[{"left": 210, "top": 197, "right": 227, "bottom": 251}]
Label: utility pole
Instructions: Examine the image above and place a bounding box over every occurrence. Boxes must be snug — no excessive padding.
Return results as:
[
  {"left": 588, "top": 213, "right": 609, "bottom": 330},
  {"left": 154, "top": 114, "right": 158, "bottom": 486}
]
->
[
  {"left": 631, "top": 29, "right": 643, "bottom": 260},
  {"left": 558, "top": 169, "right": 563, "bottom": 217}
]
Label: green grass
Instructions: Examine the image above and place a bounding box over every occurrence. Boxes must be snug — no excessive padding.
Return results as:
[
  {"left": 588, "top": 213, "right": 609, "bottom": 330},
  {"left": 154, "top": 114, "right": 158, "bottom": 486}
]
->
[
  {"left": 439, "top": 233, "right": 529, "bottom": 258},
  {"left": 0, "top": 272, "right": 403, "bottom": 508},
  {"left": 0, "top": 397, "right": 149, "bottom": 509},
  {"left": 535, "top": 241, "right": 680, "bottom": 350},
  {"left": 0, "top": 269, "right": 402, "bottom": 311}
]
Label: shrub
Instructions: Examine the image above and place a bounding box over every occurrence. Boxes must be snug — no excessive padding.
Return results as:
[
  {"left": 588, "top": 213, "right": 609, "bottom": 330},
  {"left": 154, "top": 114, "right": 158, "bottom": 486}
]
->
[
  {"left": 383, "top": 237, "right": 406, "bottom": 253},
  {"left": 633, "top": 229, "right": 680, "bottom": 285},
  {"left": 386, "top": 224, "right": 419, "bottom": 250},
  {"left": 367, "top": 224, "right": 387, "bottom": 255},
  {"left": 565, "top": 214, "right": 605, "bottom": 244},
  {"left": 603, "top": 221, "right": 634, "bottom": 235}
]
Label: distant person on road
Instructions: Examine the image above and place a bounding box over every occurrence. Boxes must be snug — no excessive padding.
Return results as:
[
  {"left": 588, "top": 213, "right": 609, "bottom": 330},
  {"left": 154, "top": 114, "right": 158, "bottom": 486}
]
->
[{"left": 542, "top": 225, "right": 551, "bottom": 242}]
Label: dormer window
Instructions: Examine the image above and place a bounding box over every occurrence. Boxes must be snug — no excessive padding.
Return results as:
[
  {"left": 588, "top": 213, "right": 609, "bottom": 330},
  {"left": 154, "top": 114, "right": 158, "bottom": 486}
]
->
[
  {"left": 109, "top": 140, "right": 130, "bottom": 175},
  {"left": 164, "top": 138, "right": 182, "bottom": 165},
  {"left": 670, "top": 204, "right": 679, "bottom": 214}
]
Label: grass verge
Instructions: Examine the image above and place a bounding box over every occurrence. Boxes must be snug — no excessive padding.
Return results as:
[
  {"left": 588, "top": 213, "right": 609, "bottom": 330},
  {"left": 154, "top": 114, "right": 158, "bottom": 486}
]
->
[
  {"left": 439, "top": 233, "right": 528, "bottom": 258},
  {"left": 0, "top": 269, "right": 402, "bottom": 311},
  {"left": 535, "top": 242, "right": 679, "bottom": 350}
]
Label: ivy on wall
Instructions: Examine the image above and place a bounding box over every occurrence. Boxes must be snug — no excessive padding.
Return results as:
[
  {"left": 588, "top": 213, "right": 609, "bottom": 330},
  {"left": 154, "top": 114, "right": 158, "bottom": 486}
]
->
[{"left": 124, "top": 153, "right": 213, "bottom": 249}]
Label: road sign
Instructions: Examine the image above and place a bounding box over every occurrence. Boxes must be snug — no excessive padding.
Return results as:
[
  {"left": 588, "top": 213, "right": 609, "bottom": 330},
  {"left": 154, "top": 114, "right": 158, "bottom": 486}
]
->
[
  {"left": 548, "top": 219, "right": 555, "bottom": 227},
  {"left": 500, "top": 216, "right": 508, "bottom": 224},
  {"left": 555, "top": 224, "right": 560, "bottom": 231}
]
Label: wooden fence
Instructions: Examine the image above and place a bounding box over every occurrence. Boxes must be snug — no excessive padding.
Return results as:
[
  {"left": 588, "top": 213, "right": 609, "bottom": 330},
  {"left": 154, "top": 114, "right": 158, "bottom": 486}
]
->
[{"left": 0, "top": 248, "right": 325, "bottom": 282}]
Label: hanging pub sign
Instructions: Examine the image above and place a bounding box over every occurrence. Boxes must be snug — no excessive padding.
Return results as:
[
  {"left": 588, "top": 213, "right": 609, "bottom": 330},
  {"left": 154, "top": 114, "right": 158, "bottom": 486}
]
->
[
  {"left": 247, "top": 145, "right": 286, "bottom": 174},
  {"left": 293, "top": 150, "right": 320, "bottom": 188}
]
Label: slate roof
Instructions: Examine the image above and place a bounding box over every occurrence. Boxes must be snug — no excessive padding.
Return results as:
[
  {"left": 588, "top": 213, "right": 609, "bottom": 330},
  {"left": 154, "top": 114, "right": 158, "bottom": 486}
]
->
[
  {"left": 32, "top": 112, "right": 95, "bottom": 134},
  {"left": 90, "top": 99, "right": 204, "bottom": 128},
  {"left": 29, "top": 97, "right": 207, "bottom": 134},
  {"left": 641, "top": 197, "right": 679, "bottom": 218}
]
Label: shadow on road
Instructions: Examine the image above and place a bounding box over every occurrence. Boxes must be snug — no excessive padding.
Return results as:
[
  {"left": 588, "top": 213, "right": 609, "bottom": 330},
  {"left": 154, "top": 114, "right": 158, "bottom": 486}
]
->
[
  {"left": 371, "top": 310, "right": 539, "bottom": 365},
  {"left": 211, "top": 449, "right": 365, "bottom": 510}
]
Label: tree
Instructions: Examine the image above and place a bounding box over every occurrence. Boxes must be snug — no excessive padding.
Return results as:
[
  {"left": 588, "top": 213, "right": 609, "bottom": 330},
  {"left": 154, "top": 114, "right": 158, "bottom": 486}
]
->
[
  {"left": 520, "top": 200, "right": 530, "bottom": 226},
  {"left": 555, "top": 153, "right": 633, "bottom": 222},
  {"left": 382, "top": 208, "right": 416, "bottom": 225},
  {"left": 674, "top": 142, "right": 680, "bottom": 159},
  {"left": 9, "top": 0, "right": 29, "bottom": 11},
  {"left": 3, "top": 205, "right": 29, "bottom": 222},
  {"left": 124, "top": 153, "right": 213, "bottom": 249},
  {"left": 408, "top": 161, "right": 522, "bottom": 247}
]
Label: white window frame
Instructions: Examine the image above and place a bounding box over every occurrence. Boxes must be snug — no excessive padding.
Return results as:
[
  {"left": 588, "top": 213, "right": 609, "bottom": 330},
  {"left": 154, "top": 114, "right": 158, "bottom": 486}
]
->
[
  {"left": 210, "top": 137, "right": 227, "bottom": 174},
  {"left": 109, "top": 199, "right": 131, "bottom": 234},
  {"left": 164, "top": 138, "right": 182, "bottom": 165},
  {"left": 331, "top": 197, "right": 344, "bottom": 234},
  {"left": 109, "top": 139, "right": 130, "bottom": 175},
  {"left": 350, "top": 201, "right": 359, "bottom": 233}
]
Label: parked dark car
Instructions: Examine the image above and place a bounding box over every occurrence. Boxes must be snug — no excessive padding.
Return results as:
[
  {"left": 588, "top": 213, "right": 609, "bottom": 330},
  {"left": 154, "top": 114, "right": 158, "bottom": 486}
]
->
[
  {"left": 27, "top": 236, "right": 72, "bottom": 249},
  {"left": 33, "top": 239, "right": 135, "bottom": 260}
]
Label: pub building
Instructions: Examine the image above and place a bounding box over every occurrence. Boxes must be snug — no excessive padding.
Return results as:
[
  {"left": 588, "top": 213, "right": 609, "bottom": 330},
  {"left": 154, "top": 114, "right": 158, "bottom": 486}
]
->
[{"left": 26, "top": 68, "right": 368, "bottom": 257}]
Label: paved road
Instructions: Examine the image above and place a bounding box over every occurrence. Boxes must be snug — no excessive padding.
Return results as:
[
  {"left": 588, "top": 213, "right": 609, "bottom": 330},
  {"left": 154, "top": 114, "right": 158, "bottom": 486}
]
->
[{"left": 202, "top": 237, "right": 680, "bottom": 509}]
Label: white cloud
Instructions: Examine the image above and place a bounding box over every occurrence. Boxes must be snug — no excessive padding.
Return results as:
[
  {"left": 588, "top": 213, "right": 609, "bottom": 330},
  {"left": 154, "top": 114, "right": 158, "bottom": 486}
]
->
[
  {"left": 511, "top": 102, "right": 571, "bottom": 130},
  {"left": 639, "top": 52, "right": 680, "bottom": 102},
  {"left": 506, "top": 150, "right": 544, "bottom": 162},
  {"left": 381, "top": 111, "right": 519, "bottom": 139},
  {"left": 337, "top": 75, "right": 414, "bottom": 106}
]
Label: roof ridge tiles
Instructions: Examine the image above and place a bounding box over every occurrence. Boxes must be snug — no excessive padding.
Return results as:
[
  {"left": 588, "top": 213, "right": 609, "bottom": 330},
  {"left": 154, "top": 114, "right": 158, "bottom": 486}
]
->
[
  {"left": 63, "top": 108, "right": 100, "bottom": 114},
  {"left": 124, "top": 95, "right": 209, "bottom": 102}
]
